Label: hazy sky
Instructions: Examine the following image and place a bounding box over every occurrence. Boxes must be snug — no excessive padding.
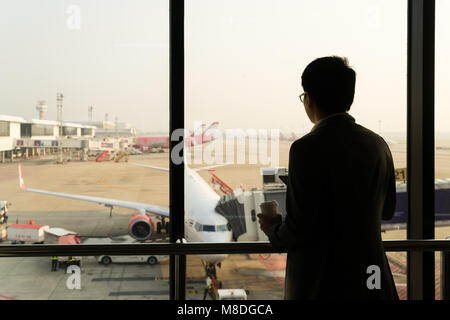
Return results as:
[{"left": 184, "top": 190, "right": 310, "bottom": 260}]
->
[{"left": 0, "top": 0, "right": 449, "bottom": 133}]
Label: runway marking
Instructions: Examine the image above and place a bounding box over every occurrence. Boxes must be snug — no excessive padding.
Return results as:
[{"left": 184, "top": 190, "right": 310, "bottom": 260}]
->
[
  {"left": 92, "top": 276, "right": 167, "bottom": 282},
  {"left": 92, "top": 276, "right": 206, "bottom": 282},
  {"left": 109, "top": 289, "right": 213, "bottom": 296},
  {"left": 109, "top": 290, "right": 168, "bottom": 296}
]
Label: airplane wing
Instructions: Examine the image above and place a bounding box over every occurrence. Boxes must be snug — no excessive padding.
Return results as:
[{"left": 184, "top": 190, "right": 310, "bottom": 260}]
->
[
  {"left": 130, "top": 163, "right": 169, "bottom": 172},
  {"left": 192, "top": 163, "right": 233, "bottom": 172},
  {"left": 130, "top": 162, "right": 233, "bottom": 172},
  {"left": 18, "top": 164, "right": 169, "bottom": 217}
]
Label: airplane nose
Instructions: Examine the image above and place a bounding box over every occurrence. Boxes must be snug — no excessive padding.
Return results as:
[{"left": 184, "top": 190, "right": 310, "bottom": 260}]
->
[
  {"left": 202, "top": 231, "right": 233, "bottom": 244},
  {"left": 197, "top": 231, "right": 232, "bottom": 264},
  {"left": 198, "top": 254, "right": 229, "bottom": 264}
]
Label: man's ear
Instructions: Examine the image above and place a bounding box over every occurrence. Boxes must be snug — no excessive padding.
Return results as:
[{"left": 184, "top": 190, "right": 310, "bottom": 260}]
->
[{"left": 308, "top": 95, "right": 317, "bottom": 111}]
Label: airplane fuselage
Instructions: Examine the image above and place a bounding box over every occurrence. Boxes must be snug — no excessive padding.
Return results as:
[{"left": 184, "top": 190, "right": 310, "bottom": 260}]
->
[{"left": 183, "top": 166, "right": 232, "bottom": 264}]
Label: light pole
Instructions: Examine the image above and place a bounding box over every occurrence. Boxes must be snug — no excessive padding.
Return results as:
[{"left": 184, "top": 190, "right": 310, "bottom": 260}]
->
[
  {"left": 57, "top": 93, "right": 64, "bottom": 163},
  {"left": 88, "top": 106, "right": 93, "bottom": 123}
]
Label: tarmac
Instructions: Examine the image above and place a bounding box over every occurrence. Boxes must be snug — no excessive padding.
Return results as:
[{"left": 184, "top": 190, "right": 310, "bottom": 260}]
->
[
  {"left": 0, "top": 148, "right": 286, "bottom": 300},
  {"left": 0, "top": 254, "right": 285, "bottom": 300}
]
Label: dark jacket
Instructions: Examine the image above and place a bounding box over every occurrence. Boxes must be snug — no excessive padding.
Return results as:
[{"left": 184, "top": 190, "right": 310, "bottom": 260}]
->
[{"left": 268, "top": 113, "right": 398, "bottom": 300}]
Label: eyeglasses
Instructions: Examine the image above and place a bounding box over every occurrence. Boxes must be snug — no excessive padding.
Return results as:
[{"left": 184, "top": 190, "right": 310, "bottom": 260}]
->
[{"left": 299, "top": 93, "right": 306, "bottom": 103}]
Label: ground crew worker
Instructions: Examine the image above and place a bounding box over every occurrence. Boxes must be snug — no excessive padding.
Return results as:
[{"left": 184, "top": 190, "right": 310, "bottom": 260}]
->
[
  {"left": 66, "top": 256, "right": 75, "bottom": 272},
  {"left": 206, "top": 264, "right": 217, "bottom": 279},
  {"left": 51, "top": 256, "right": 58, "bottom": 272},
  {"left": 202, "top": 276, "right": 216, "bottom": 300}
]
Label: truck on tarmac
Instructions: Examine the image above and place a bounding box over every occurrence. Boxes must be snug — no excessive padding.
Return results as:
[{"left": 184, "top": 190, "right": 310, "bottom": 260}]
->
[
  {"left": 217, "top": 289, "right": 248, "bottom": 300},
  {"left": 7, "top": 222, "right": 49, "bottom": 244}
]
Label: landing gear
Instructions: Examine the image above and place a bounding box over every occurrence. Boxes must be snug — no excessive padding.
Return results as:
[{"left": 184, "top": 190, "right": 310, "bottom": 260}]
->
[
  {"left": 161, "top": 217, "right": 169, "bottom": 233},
  {"left": 157, "top": 218, "right": 169, "bottom": 234},
  {"left": 204, "top": 262, "right": 217, "bottom": 278},
  {"left": 156, "top": 222, "right": 162, "bottom": 234}
]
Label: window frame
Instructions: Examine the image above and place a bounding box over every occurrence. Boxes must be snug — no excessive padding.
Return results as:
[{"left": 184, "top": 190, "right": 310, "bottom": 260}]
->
[
  {"left": 407, "top": 0, "right": 435, "bottom": 300},
  {"left": 0, "top": 0, "right": 444, "bottom": 301}
]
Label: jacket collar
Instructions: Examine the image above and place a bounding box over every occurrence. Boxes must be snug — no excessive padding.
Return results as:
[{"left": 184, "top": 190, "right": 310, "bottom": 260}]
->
[{"left": 310, "top": 112, "right": 355, "bottom": 132}]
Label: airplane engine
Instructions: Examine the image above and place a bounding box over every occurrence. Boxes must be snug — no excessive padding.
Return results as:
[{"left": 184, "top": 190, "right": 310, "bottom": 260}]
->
[{"left": 128, "top": 215, "right": 153, "bottom": 241}]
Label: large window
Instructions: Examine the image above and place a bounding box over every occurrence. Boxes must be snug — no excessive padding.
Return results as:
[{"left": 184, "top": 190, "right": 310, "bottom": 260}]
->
[
  {"left": 0, "top": 0, "right": 169, "bottom": 300},
  {"left": 434, "top": 0, "right": 450, "bottom": 300},
  {"left": 185, "top": 0, "right": 407, "bottom": 299},
  {"left": 62, "top": 126, "right": 77, "bottom": 136},
  {"left": 435, "top": 0, "right": 450, "bottom": 240},
  {"left": 0, "top": 0, "right": 447, "bottom": 302},
  {"left": 0, "top": 121, "right": 9, "bottom": 136},
  {"left": 20, "top": 124, "right": 31, "bottom": 137},
  {"left": 31, "top": 124, "right": 54, "bottom": 136},
  {"left": 81, "top": 128, "right": 93, "bottom": 136}
]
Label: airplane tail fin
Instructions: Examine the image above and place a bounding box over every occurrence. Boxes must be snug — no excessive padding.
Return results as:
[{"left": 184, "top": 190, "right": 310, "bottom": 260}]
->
[
  {"left": 291, "top": 132, "right": 297, "bottom": 140},
  {"left": 202, "top": 121, "right": 219, "bottom": 139},
  {"left": 18, "top": 164, "right": 27, "bottom": 191},
  {"left": 188, "top": 121, "right": 220, "bottom": 146}
]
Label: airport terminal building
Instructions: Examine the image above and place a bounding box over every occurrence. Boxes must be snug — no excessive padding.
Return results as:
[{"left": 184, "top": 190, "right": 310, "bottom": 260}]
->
[{"left": 0, "top": 114, "right": 138, "bottom": 162}]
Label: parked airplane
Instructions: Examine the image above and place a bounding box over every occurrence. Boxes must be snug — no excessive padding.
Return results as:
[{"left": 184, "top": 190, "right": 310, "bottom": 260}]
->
[
  {"left": 382, "top": 180, "right": 450, "bottom": 231},
  {"left": 185, "top": 121, "right": 219, "bottom": 147},
  {"left": 18, "top": 162, "right": 232, "bottom": 265},
  {"left": 19, "top": 157, "right": 233, "bottom": 290},
  {"left": 382, "top": 136, "right": 398, "bottom": 146},
  {"left": 134, "top": 121, "right": 219, "bottom": 151},
  {"left": 280, "top": 131, "right": 300, "bottom": 142}
]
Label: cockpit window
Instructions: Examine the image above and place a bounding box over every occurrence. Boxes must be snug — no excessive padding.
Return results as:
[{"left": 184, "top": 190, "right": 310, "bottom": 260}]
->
[
  {"left": 202, "top": 225, "right": 216, "bottom": 232},
  {"left": 216, "top": 224, "right": 230, "bottom": 232},
  {"left": 193, "top": 221, "right": 231, "bottom": 232}
]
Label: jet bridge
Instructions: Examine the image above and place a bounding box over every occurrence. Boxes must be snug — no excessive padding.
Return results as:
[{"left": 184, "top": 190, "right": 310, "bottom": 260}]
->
[
  {"left": 215, "top": 167, "right": 288, "bottom": 242},
  {"left": 214, "top": 166, "right": 450, "bottom": 237}
]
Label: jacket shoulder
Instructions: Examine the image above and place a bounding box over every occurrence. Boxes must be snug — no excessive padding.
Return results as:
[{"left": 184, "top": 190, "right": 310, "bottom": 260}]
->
[
  {"left": 290, "top": 133, "right": 320, "bottom": 154},
  {"left": 354, "top": 124, "right": 392, "bottom": 150}
]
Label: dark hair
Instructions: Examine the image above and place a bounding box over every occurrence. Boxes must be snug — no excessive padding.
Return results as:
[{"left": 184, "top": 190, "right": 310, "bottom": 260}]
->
[{"left": 301, "top": 56, "right": 356, "bottom": 114}]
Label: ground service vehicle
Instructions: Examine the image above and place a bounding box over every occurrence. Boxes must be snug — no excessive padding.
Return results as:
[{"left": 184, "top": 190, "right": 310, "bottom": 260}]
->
[
  {"left": 97, "top": 254, "right": 169, "bottom": 265},
  {"left": 217, "top": 289, "right": 248, "bottom": 300}
]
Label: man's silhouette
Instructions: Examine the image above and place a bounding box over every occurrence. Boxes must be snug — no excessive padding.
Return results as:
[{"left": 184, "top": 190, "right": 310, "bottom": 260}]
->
[{"left": 258, "top": 56, "right": 398, "bottom": 300}]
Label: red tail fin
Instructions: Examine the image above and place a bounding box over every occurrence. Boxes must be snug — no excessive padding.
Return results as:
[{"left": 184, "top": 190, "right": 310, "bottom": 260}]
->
[{"left": 18, "top": 164, "right": 27, "bottom": 191}]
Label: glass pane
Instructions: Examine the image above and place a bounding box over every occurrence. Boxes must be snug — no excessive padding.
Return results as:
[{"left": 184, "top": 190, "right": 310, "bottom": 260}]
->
[
  {"left": 185, "top": 0, "right": 407, "bottom": 299},
  {"left": 186, "top": 254, "right": 285, "bottom": 300},
  {"left": 435, "top": 0, "right": 450, "bottom": 240},
  {"left": 435, "top": 0, "right": 450, "bottom": 300},
  {"left": 0, "top": 254, "right": 169, "bottom": 300},
  {"left": 0, "top": 0, "right": 169, "bottom": 239},
  {"left": 385, "top": 251, "right": 407, "bottom": 300},
  {"left": 0, "top": 0, "right": 170, "bottom": 299},
  {"left": 186, "top": 252, "right": 407, "bottom": 300}
]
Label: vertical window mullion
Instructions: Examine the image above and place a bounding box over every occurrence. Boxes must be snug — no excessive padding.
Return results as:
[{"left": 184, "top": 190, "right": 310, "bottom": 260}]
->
[
  {"left": 407, "top": 0, "right": 435, "bottom": 300},
  {"left": 169, "top": 0, "right": 186, "bottom": 300}
]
